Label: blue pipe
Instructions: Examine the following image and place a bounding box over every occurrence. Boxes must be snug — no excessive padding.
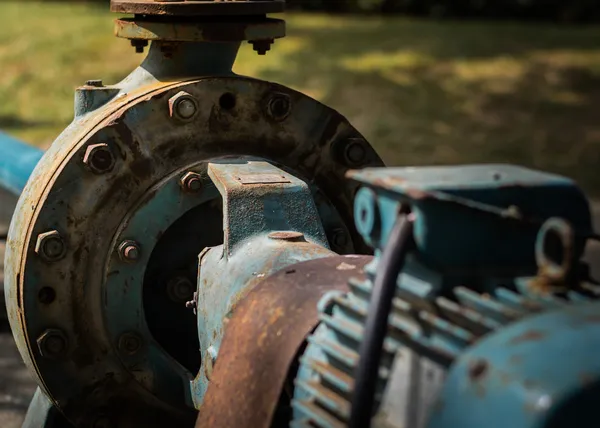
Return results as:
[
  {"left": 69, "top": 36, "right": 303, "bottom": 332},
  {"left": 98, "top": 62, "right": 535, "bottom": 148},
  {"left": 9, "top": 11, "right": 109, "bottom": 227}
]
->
[{"left": 0, "top": 132, "right": 44, "bottom": 196}]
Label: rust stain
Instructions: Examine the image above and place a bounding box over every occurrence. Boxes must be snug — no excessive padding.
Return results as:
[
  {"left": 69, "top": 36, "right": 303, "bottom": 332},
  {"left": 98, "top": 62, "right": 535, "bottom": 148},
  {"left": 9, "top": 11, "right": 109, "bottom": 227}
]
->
[
  {"left": 509, "top": 330, "right": 546, "bottom": 345},
  {"left": 468, "top": 359, "right": 489, "bottom": 381}
]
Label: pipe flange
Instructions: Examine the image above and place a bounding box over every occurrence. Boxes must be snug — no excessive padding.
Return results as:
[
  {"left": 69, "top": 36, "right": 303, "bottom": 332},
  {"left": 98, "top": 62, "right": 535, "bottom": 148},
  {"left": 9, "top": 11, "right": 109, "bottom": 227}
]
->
[
  {"left": 110, "top": 0, "right": 285, "bottom": 17},
  {"left": 115, "top": 17, "right": 286, "bottom": 43}
]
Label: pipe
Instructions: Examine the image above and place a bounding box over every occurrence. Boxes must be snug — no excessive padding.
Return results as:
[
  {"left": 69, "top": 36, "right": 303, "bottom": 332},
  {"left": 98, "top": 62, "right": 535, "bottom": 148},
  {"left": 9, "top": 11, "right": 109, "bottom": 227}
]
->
[{"left": 0, "top": 131, "right": 44, "bottom": 196}]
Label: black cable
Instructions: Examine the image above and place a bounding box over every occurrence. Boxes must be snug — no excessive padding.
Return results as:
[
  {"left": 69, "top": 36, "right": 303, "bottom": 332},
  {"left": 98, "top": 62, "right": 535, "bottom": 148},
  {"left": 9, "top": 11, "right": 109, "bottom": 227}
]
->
[{"left": 349, "top": 212, "right": 415, "bottom": 428}]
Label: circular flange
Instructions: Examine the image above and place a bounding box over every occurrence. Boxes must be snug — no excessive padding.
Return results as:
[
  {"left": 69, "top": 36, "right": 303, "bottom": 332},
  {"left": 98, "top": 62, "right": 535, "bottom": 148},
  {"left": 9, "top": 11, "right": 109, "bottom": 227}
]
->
[
  {"left": 115, "top": 17, "right": 286, "bottom": 42},
  {"left": 110, "top": 0, "right": 285, "bottom": 16},
  {"left": 6, "top": 76, "right": 383, "bottom": 427}
]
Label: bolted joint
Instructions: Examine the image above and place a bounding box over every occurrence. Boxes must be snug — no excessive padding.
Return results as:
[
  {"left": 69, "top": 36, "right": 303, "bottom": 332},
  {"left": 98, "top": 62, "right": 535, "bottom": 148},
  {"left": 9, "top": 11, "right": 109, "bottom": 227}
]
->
[
  {"left": 169, "top": 91, "right": 198, "bottom": 122},
  {"left": 266, "top": 93, "right": 292, "bottom": 121},
  {"left": 343, "top": 138, "right": 369, "bottom": 167},
  {"left": 35, "top": 230, "right": 67, "bottom": 262},
  {"left": 130, "top": 39, "right": 148, "bottom": 54},
  {"left": 37, "top": 329, "right": 68, "bottom": 359},
  {"left": 180, "top": 171, "right": 203, "bottom": 193},
  {"left": 167, "top": 276, "right": 195, "bottom": 303},
  {"left": 250, "top": 39, "right": 274, "bottom": 55},
  {"left": 83, "top": 143, "right": 116, "bottom": 174},
  {"left": 118, "top": 240, "right": 141, "bottom": 263},
  {"left": 118, "top": 332, "right": 143, "bottom": 356}
]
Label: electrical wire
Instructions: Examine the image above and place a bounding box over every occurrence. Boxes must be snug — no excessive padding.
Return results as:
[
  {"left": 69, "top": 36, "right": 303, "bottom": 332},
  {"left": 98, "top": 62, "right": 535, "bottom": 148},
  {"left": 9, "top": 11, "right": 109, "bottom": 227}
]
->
[{"left": 349, "top": 211, "right": 415, "bottom": 428}]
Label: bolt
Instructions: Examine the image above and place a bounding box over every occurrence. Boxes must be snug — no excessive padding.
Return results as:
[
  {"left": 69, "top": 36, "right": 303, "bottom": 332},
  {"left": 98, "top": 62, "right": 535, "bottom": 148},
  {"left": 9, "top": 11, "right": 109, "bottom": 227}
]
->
[
  {"left": 83, "top": 143, "right": 115, "bottom": 174},
  {"left": 37, "top": 329, "right": 68, "bottom": 358},
  {"left": 186, "top": 291, "right": 198, "bottom": 315},
  {"left": 167, "top": 276, "right": 195, "bottom": 303},
  {"left": 168, "top": 91, "right": 198, "bottom": 121},
  {"left": 130, "top": 39, "right": 148, "bottom": 54},
  {"left": 267, "top": 93, "right": 292, "bottom": 121},
  {"left": 343, "top": 138, "right": 368, "bottom": 167},
  {"left": 85, "top": 80, "right": 103, "bottom": 87},
  {"left": 35, "top": 231, "right": 66, "bottom": 262},
  {"left": 268, "top": 231, "right": 305, "bottom": 242},
  {"left": 331, "top": 228, "right": 349, "bottom": 249},
  {"left": 118, "top": 332, "right": 143, "bottom": 356},
  {"left": 180, "top": 171, "right": 203, "bottom": 193},
  {"left": 250, "top": 39, "right": 274, "bottom": 55},
  {"left": 118, "top": 240, "right": 140, "bottom": 262}
]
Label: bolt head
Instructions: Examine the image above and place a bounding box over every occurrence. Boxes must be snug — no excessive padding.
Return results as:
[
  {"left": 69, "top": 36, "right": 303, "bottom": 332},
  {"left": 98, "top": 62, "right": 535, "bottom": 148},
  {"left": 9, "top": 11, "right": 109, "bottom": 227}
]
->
[
  {"left": 343, "top": 138, "right": 368, "bottom": 167},
  {"left": 180, "top": 172, "right": 203, "bottom": 193},
  {"left": 167, "top": 277, "right": 195, "bottom": 303},
  {"left": 169, "top": 91, "right": 198, "bottom": 121},
  {"left": 35, "top": 230, "right": 66, "bottom": 262},
  {"left": 267, "top": 93, "right": 291, "bottom": 121},
  {"left": 37, "top": 329, "right": 68, "bottom": 358},
  {"left": 118, "top": 332, "right": 143, "bottom": 356},
  {"left": 119, "top": 241, "right": 140, "bottom": 262},
  {"left": 83, "top": 143, "right": 115, "bottom": 174},
  {"left": 331, "top": 228, "right": 349, "bottom": 249}
]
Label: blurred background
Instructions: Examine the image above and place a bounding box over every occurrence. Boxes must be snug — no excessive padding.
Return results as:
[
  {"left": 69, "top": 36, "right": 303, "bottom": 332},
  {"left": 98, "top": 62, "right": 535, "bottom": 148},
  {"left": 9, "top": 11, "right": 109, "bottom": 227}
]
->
[{"left": 0, "top": 0, "right": 599, "bottom": 426}]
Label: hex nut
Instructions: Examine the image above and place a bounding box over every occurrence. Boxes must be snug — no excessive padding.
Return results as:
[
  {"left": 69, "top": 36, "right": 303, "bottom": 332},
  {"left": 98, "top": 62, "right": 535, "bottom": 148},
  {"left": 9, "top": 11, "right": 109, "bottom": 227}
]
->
[
  {"left": 37, "top": 329, "right": 68, "bottom": 358},
  {"left": 119, "top": 240, "right": 140, "bottom": 262},
  {"left": 83, "top": 143, "right": 116, "bottom": 174},
  {"left": 169, "top": 91, "right": 198, "bottom": 121},
  {"left": 35, "top": 230, "right": 66, "bottom": 262},
  {"left": 180, "top": 172, "right": 203, "bottom": 193}
]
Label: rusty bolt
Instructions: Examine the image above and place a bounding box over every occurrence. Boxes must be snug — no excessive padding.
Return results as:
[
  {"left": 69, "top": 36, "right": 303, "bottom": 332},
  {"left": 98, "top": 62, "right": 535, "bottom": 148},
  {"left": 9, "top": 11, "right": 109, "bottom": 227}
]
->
[
  {"left": 37, "top": 329, "right": 68, "bottom": 358},
  {"left": 169, "top": 91, "right": 198, "bottom": 121},
  {"left": 267, "top": 93, "right": 292, "bottom": 121},
  {"left": 268, "top": 231, "right": 305, "bottom": 242},
  {"left": 83, "top": 143, "right": 115, "bottom": 174},
  {"left": 118, "top": 240, "right": 140, "bottom": 262},
  {"left": 167, "top": 276, "right": 195, "bottom": 303},
  {"left": 35, "top": 230, "right": 66, "bottom": 262},
  {"left": 186, "top": 291, "right": 198, "bottom": 314},
  {"left": 180, "top": 171, "right": 203, "bottom": 193},
  {"left": 343, "top": 138, "right": 368, "bottom": 167},
  {"left": 331, "top": 228, "right": 349, "bottom": 249},
  {"left": 118, "top": 332, "right": 143, "bottom": 356},
  {"left": 250, "top": 39, "right": 274, "bottom": 55}
]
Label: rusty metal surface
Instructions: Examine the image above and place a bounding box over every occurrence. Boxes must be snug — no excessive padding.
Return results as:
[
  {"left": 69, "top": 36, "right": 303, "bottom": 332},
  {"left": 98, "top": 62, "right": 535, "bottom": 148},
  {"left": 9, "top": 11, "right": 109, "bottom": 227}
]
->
[
  {"left": 110, "top": 0, "right": 285, "bottom": 16},
  {"left": 115, "top": 17, "right": 286, "bottom": 43},
  {"left": 196, "top": 255, "right": 372, "bottom": 428},
  {"left": 5, "top": 75, "right": 382, "bottom": 427}
]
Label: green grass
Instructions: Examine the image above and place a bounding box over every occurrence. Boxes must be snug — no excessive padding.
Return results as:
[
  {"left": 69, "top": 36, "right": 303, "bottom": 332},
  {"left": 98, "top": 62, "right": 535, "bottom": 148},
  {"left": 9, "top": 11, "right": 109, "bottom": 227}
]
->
[{"left": 1, "top": 3, "right": 600, "bottom": 194}]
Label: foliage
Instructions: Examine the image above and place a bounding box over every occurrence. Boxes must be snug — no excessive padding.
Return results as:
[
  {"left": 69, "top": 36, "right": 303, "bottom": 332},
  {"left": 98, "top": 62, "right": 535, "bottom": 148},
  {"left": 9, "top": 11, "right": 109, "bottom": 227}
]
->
[{"left": 0, "top": 3, "right": 599, "bottom": 195}]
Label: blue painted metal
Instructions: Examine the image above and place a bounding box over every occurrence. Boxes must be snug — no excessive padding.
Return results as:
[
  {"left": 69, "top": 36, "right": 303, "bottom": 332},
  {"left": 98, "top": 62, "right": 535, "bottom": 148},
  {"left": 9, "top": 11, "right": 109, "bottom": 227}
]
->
[
  {"left": 191, "top": 160, "right": 335, "bottom": 407},
  {"left": 0, "top": 131, "right": 43, "bottom": 196},
  {"left": 428, "top": 302, "right": 600, "bottom": 428},
  {"left": 292, "top": 164, "right": 599, "bottom": 428}
]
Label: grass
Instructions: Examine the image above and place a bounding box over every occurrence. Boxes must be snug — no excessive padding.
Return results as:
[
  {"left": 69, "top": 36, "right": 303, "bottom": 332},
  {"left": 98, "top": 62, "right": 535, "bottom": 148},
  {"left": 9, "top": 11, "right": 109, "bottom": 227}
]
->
[{"left": 1, "top": 3, "right": 599, "bottom": 195}]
